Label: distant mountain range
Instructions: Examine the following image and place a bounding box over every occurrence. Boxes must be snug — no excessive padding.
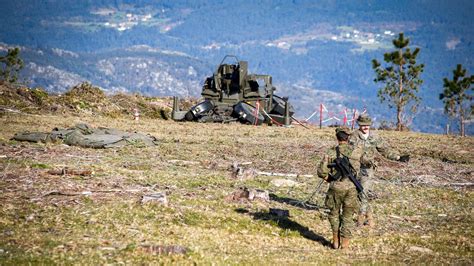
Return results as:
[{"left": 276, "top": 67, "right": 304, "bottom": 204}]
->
[{"left": 0, "top": 0, "right": 473, "bottom": 134}]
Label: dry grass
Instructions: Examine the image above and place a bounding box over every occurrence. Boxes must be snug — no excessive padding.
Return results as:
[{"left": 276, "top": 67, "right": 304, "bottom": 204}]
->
[
  {"left": 0, "top": 82, "right": 184, "bottom": 119},
  {"left": 0, "top": 110, "right": 473, "bottom": 264}
]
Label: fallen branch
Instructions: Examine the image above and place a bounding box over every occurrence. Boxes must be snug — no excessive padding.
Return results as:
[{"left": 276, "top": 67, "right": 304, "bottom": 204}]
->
[
  {"left": 447, "top": 182, "right": 474, "bottom": 187},
  {"left": 0, "top": 106, "right": 21, "bottom": 113},
  {"left": 291, "top": 116, "right": 310, "bottom": 129},
  {"left": 393, "top": 178, "right": 474, "bottom": 188},
  {"left": 42, "top": 190, "right": 89, "bottom": 197},
  {"left": 389, "top": 215, "right": 405, "bottom": 221},
  {"left": 41, "top": 189, "right": 142, "bottom": 197},
  {"left": 64, "top": 154, "right": 104, "bottom": 159},
  {"left": 257, "top": 171, "right": 314, "bottom": 178},
  {"left": 167, "top": 159, "right": 200, "bottom": 165},
  {"left": 231, "top": 162, "right": 314, "bottom": 179},
  {"left": 47, "top": 169, "right": 94, "bottom": 176}
]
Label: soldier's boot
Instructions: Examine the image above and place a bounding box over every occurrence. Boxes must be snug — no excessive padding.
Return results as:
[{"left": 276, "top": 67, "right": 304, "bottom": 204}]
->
[
  {"left": 357, "top": 213, "right": 366, "bottom": 227},
  {"left": 366, "top": 211, "right": 375, "bottom": 228},
  {"left": 332, "top": 232, "right": 340, "bottom": 249},
  {"left": 340, "top": 237, "right": 350, "bottom": 249}
]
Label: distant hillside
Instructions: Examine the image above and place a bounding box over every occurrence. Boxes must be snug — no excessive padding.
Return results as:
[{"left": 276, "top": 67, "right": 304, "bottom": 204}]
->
[{"left": 6, "top": 44, "right": 210, "bottom": 97}]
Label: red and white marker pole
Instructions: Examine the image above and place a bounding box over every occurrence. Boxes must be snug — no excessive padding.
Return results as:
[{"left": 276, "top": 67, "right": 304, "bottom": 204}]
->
[
  {"left": 343, "top": 108, "right": 348, "bottom": 126},
  {"left": 319, "top": 103, "right": 323, "bottom": 129},
  {"left": 254, "top": 101, "right": 260, "bottom": 126},
  {"left": 133, "top": 108, "right": 140, "bottom": 121},
  {"left": 351, "top": 109, "right": 357, "bottom": 129}
]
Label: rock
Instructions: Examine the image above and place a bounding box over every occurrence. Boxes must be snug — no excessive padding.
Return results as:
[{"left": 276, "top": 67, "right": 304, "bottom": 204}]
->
[
  {"left": 229, "top": 162, "right": 257, "bottom": 180},
  {"left": 270, "top": 179, "right": 300, "bottom": 187},
  {"left": 3, "top": 229, "right": 13, "bottom": 236},
  {"left": 225, "top": 187, "right": 269, "bottom": 202},
  {"left": 225, "top": 188, "right": 250, "bottom": 202},
  {"left": 140, "top": 245, "right": 187, "bottom": 255},
  {"left": 26, "top": 214, "right": 35, "bottom": 222},
  {"left": 141, "top": 192, "right": 168, "bottom": 206},
  {"left": 408, "top": 246, "right": 434, "bottom": 254},
  {"left": 248, "top": 189, "right": 269, "bottom": 201}
]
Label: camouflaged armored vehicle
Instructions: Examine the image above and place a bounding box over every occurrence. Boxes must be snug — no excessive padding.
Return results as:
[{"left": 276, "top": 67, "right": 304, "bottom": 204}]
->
[{"left": 172, "top": 55, "right": 294, "bottom": 125}]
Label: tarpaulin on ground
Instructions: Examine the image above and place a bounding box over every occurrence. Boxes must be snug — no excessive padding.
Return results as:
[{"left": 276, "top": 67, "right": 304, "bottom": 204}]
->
[{"left": 12, "top": 123, "right": 159, "bottom": 148}]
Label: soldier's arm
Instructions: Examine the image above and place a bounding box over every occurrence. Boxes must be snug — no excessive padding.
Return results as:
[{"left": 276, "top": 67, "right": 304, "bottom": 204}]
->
[
  {"left": 348, "top": 132, "right": 358, "bottom": 146},
  {"left": 375, "top": 136, "right": 400, "bottom": 161},
  {"left": 348, "top": 145, "right": 363, "bottom": 174},
  {"left": 317, "top": 154, "right": 331, "bottom": 181}
]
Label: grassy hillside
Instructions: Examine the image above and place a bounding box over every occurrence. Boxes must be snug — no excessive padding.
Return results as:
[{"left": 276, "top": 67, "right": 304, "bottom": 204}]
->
[{"left": 0, "top": 89, "right": 473, "bottom": 263}]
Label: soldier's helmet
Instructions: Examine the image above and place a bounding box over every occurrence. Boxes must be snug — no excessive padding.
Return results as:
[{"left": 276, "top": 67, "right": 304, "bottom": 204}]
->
[
  {"left": 357, "top": 114, "right": 372, "bottom": 126},
  {"left": 335, "top": 126, "right": 351, "bottom": 140},
  {"left": 335, "top": 126, "right": 351, "bottom": 135}
]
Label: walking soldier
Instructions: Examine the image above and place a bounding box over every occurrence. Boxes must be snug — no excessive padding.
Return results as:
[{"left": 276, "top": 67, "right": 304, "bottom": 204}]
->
[
  {"left": 317, "top": 127, "right": 362, "bottom": 249},
  {"left": 349, "top": 114, "right": 410, "bottom": 227}
]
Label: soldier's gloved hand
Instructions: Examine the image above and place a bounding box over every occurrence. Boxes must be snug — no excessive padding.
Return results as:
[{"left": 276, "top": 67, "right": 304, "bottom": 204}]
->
[{"left": 398, "top": 155, "right": 410, "bottom": 162}]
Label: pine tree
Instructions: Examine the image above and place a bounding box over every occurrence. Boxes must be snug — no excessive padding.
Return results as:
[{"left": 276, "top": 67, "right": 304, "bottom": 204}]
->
[
  {"left": 372, "top": 33, "right": 424, "bottom": 131},
  {"left": 440, "top": 64, "right": 473, "bottom": 136},
  {"left": 0, "top": 47, "right": 24, "bottom": 83}
]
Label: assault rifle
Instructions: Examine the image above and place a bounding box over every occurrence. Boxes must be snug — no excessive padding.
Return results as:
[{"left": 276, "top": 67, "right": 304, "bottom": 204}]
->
[{"left": 327, "top": 147, "right": 365, "bottom": 194}]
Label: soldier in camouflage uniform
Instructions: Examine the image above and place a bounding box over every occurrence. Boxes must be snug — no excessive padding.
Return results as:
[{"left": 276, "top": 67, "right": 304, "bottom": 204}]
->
[
  {"left": 349, "top": 114, "right": 409, "bottom": 227},
  {"left": 318, "top": 126, "right": 362, "bottom": 249}
]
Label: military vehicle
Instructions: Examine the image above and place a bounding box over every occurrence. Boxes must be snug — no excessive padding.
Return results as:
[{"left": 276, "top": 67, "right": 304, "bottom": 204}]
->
[{"left": 172, "top": 55, "right": 294, "bottom": 125}]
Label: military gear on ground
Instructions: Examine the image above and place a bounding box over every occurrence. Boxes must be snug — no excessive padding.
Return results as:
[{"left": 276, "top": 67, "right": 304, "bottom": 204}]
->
[
  {"left": 174, "top": 55, "right": 294, "bottom": 125},
  {"left": 12, "top": 132, "right": 60, "bottom": 143},
  {"left": 318, "top": 143, "right": 362, "bottom": 240},
  {"left": 184, "top": 99, "right": 214, "bottom": 121},
  {"left": 399, "top": 154, "right": 410, "bottom": 162},
  {"left": 12, "top": 123, "right": 159, "bottom": 149},
  {"left": 356, "top": 114, "right": 372, "bottom": 126}
]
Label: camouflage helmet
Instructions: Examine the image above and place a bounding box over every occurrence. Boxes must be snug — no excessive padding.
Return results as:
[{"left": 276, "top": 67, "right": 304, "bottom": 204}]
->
[
  {"left": 357, "top": 114, "right": 372, "bottom": 126},
  {"left": 335, "top": 126, "right": 351, "bottom": 135}
]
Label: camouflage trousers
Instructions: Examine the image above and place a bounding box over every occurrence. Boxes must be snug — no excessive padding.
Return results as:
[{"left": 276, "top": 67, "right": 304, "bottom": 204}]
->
[
  {"left": 358, "top": 167, "right": 374, "bottom": 214},
  {"left": 325, "top": 179, "right": 359, "bottom": 238}
]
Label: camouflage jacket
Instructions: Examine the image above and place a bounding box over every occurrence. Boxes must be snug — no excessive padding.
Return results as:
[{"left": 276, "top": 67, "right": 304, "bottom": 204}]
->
[
  {"left": 317, "top": 143, "right": 362, "bottom": 180},
  {"left": 349, "top": 129, "right": 400, "bottom": 168}
]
